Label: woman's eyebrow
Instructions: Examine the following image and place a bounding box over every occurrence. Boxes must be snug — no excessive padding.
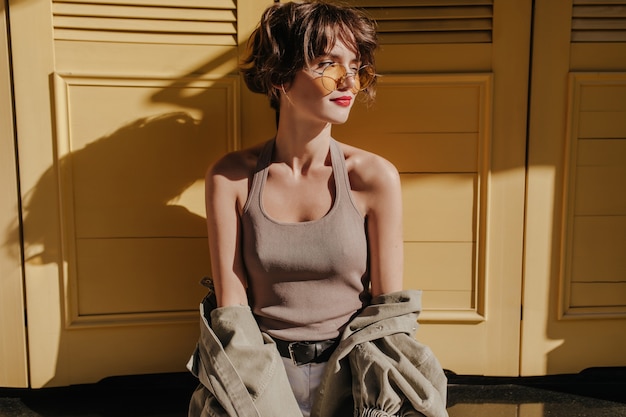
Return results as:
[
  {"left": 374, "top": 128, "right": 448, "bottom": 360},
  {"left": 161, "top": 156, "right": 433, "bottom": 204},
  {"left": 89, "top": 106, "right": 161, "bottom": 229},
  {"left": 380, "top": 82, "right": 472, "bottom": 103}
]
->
[{"left": 324, "top": 53, "right": 360, "bottom": 64}]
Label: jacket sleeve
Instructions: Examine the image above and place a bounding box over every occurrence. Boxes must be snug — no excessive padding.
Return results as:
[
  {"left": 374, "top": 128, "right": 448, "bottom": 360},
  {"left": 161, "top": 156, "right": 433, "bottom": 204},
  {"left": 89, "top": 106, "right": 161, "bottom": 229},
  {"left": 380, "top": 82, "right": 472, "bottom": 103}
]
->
[
  {"left": 187, "top": 292, "right": 302, "bottom": 417},
  {"left": 349, "top": 333, "right": 448, "bottom": 417},
  {"left": 346, "top": 291, "right": 448, "bottom": 417}
]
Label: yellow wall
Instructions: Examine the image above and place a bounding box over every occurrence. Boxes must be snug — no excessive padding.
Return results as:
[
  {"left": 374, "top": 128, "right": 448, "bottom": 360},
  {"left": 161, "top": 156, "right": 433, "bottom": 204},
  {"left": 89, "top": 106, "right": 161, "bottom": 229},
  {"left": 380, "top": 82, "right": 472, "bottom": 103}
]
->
[{"left": 1, "top": 0, "right": 625, "bottom": 387}]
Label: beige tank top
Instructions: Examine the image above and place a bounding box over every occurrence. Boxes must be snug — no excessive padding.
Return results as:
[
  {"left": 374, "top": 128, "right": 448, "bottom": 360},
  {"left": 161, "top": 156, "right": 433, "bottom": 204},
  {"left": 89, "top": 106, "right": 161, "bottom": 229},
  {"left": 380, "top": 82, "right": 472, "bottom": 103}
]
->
[{"left": 241, "top": 138, "right": 370, "bottom": 341}]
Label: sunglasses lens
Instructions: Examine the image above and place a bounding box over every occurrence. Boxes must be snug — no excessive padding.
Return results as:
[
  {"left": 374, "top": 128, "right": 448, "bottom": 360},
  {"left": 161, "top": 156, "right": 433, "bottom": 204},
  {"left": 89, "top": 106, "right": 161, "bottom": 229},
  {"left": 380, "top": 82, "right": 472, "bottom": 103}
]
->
[
  {"left": 321, "top": 64, "right": 345, "bottom": 92},
  {"left": 320, "top": 64, "right": 376, "bottom": 92},
  {"left": 357, "top": 66, "right": 376, "bottom": 90}
]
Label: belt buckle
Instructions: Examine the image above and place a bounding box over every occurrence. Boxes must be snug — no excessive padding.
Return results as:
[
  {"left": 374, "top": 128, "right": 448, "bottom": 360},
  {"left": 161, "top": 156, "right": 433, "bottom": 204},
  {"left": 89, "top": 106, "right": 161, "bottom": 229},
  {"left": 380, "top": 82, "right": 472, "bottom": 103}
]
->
[
  {"left": 288, "top": 341, "right": 316, "bottom": 366},
  {"left": 287, "top": 341, "right": 302, "bottom": 366}
]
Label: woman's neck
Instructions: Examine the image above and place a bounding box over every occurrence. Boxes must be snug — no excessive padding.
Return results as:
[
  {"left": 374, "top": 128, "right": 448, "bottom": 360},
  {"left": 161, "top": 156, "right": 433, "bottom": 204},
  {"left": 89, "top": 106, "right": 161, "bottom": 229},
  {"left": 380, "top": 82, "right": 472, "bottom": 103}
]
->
[{"left": 274, "top": 117, "right": 333, "bottom": 172}]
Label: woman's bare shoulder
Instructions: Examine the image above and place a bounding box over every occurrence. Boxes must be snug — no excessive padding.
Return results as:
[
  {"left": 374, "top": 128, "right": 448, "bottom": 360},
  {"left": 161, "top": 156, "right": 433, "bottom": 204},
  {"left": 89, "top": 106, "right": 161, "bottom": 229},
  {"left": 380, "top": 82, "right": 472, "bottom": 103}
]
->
[
  {"left": 207, "top": 141, "right": 267, "bottom": 182},
  {"left": 338, "top": 141, "right": 400, "bottom": 191}
]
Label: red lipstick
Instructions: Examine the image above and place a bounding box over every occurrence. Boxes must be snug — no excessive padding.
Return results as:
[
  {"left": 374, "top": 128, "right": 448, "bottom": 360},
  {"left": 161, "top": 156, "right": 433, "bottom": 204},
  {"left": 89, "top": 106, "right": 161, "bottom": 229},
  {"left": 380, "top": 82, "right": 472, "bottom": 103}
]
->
[{"left": 331, "top": 96, "right": 352, "bottom": 107}]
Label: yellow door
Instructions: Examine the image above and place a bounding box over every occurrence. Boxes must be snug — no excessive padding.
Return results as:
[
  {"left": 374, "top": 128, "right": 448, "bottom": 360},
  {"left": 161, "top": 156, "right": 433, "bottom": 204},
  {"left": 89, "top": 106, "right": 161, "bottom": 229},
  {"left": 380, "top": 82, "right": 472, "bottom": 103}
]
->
[
  {"left": 333, "top": 0, "right": 532, "bottom": 376},
  {"left": 8, "top": 0, "right": 273, "bottom": 387},
  {"left": 522, "top": 0, "right": 626, "bottom": 375}
]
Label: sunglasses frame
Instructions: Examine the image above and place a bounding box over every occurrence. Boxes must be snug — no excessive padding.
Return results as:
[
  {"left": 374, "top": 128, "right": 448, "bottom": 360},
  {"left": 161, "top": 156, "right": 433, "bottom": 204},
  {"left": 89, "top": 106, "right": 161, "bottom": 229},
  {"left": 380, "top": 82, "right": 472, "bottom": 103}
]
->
[{"left": 309, "top": 63, "right": 376, "bottom": 93}]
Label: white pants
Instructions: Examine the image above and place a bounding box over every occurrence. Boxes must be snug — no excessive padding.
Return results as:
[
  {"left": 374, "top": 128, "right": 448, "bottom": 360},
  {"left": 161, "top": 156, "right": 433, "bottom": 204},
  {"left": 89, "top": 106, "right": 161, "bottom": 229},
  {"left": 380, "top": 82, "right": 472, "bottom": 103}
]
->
[{"left": 281, "top": 357, "right": 327, "bottom": 417}]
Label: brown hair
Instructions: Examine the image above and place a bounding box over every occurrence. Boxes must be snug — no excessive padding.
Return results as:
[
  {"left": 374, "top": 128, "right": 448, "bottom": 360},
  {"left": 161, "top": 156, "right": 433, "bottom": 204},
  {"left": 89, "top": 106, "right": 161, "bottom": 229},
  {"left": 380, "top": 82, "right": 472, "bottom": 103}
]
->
[{"left": 241, "top": 1, "right": 378, "bottom": 111}]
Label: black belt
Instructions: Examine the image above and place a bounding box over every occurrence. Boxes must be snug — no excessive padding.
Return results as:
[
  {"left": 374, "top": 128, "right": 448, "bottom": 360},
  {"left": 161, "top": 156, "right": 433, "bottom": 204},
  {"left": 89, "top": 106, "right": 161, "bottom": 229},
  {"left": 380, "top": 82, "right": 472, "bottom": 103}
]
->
[{"left": 271, "top": 337, "right": 338, "bottom": 366}]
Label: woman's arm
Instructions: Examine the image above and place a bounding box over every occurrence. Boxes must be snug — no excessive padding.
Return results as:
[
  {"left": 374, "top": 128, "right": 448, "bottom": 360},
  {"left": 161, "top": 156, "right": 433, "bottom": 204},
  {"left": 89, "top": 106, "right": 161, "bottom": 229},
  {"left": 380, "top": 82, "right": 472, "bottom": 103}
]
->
[
  {"left": 204, "top": 153, "right": 251, "bottom": 307},
  {"left": 346, "top": 145, "right": 405, "bottom": 297}
]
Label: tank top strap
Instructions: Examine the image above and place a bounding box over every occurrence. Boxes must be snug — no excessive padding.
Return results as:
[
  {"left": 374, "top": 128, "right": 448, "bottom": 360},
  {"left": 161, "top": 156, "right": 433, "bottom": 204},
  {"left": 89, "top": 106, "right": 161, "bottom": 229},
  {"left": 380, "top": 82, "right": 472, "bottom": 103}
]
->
[
  {"left": 329, "top": 139, "right": 360, "bottom": 213},
  {"left": 243, "top": 139, "right": 274, "bottom": 214}
]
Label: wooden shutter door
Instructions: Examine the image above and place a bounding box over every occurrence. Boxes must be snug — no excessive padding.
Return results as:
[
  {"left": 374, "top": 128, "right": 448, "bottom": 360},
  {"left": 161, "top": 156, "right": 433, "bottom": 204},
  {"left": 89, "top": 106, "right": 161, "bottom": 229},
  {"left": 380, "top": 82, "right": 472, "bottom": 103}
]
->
[
  {"left": 9, "top": 0, "right": 272, "bottom": 387},
  {"left": 334, "top": 0, "right": 531, "bottom": 376},
  {"left": 522, "top": 0, "right": 626, "bottom": 375}
]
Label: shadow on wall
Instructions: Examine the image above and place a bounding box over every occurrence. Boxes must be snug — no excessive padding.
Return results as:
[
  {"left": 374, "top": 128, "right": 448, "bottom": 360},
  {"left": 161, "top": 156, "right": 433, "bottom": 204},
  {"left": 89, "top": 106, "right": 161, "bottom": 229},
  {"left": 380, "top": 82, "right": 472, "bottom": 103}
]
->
[
  {"left": 0, "top": 8, "right": 277, "bottom": 379},
  {"left": 2, "top": 48, "right": 246, "bottom": 320},
  {"left": 8, "top": 112, "right": 209, "bottom": 266}
]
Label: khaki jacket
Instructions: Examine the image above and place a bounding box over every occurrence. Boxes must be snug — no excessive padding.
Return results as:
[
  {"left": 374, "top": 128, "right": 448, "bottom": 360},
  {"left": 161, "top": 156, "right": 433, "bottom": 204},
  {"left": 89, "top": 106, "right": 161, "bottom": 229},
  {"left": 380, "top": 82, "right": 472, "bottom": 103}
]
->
[{"left": 187, "top": 289, "right": 448, "bottom": 417}]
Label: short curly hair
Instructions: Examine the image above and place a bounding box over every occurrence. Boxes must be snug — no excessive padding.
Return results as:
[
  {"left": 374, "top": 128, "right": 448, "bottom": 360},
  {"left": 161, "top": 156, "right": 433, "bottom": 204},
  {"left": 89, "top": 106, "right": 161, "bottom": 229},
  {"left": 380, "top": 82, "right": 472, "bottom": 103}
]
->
[{"left": 240, "top": 1, "right": 378, "bottom": 111}]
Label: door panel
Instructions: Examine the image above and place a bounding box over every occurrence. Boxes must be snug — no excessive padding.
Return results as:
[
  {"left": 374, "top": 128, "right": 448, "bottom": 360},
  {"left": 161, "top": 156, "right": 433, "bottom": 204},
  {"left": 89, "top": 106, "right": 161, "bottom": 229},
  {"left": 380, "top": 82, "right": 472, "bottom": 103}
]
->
[
  {"left": 9, "top": 0, "right": 272, "bottom": 387},
  {"left": 338, "top": 74, "right": 491, "bottom": 323},
  {"left": 522, "top": 0, "right": 626, "bottom": 375},
  {"left": 334, "top": 0, "right": 531, "bottom": 375}
]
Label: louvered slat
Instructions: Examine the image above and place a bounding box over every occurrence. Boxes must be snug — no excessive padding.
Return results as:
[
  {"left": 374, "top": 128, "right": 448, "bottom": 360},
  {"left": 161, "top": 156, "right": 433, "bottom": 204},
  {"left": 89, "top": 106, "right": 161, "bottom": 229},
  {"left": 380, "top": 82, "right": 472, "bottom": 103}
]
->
[
  {"left": 52, "top": 1, "right": 237, "bottom": 45},
  {"left": 56, "top": 0, "right": 235, "bottom": 7},
  {"left": 346, "top": 1, "right": 493, "bottom": 44},
  {"left": 572, "top": 1, "right": 626, "bottom": 42},
  {"left": 349, "top": 0, "right": 492, "bottom": 6},
  {"left": 53, "top": 3, "right": 236, "bottom": 22}
]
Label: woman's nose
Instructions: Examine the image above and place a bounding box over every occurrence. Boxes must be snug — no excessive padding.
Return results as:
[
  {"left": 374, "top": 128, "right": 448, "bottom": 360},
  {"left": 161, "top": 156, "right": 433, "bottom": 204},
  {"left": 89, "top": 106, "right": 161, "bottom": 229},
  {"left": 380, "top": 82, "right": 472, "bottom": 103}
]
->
[{"left": 337, "top": 71, "right": 358, "bottom": 92}]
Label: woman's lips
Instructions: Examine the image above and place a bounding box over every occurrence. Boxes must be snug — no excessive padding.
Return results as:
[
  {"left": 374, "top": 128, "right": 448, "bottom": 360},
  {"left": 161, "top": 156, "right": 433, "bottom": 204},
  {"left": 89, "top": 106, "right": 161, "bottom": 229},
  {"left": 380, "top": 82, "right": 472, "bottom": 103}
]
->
[{"left": 331, "top": 96, "right": 352, "bottom": 107}]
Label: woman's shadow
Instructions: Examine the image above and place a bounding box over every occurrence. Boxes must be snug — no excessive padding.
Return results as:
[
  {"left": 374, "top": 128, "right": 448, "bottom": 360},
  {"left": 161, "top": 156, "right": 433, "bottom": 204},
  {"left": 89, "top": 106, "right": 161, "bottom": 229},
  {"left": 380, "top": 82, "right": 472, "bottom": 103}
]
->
[{"left": 5, "top": 48, "right": 243, "bottom": 314}]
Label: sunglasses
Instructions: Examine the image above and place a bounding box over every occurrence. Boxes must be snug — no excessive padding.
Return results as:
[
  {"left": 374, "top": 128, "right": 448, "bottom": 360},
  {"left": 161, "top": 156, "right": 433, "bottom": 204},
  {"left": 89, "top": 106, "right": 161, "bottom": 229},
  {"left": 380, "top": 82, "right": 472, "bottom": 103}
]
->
[{"left": 309, "top": 63, "right": 376, "bottom": 94}]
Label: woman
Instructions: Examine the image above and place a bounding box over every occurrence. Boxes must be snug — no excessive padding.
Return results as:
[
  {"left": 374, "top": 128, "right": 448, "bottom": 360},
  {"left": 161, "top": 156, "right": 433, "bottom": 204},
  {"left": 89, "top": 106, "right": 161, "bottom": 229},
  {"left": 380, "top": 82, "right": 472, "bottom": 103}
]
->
[{"left": 188, "top": 2, "right": 448, "bottom": 416}]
